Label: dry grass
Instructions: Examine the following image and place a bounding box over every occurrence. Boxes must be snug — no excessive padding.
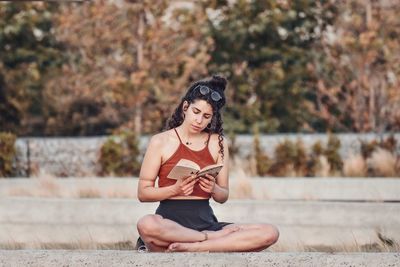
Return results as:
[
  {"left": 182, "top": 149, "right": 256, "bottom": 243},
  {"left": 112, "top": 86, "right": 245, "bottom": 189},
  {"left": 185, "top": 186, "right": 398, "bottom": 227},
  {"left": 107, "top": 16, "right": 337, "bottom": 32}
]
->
[
  {"left": 8, "top": 175, "right": 61, "bottom": 198},
  {"left": 368, "top": 148, "right": 398, "bottom": 177},
  {"left": 78, "top": 188, "right": 102, "bottom": 198},
  {"left": 106, "top": 189, "right": 136, "bottom": 199},
  {"left": 36, "top": 175, "right": 62, "bottom": 197},
  {"left": 0, "top": 240, "right": 136, "bottom": 250},
  {"left": 229, "top": 158, "right": 253, "bottom": 199},
  {"left": 268, "top": 231, "right": 400, "bottom": 253},
  {"left": 8, "top": 187, "right": 35, "bottom": 197},
  {"left": 2, "top": 239, "right": 398, "bottom": 252},
  {"left": 314, "top": 155, "right": 331, "bottom": 177},
  {"left": 343, "top": 154, "right": 367, "bottom": 177},
  {"left": 78, "top": 187, "right": 136, "bottom": 199},
  {"left": 6, "top": 176, "right": 137, "bottom": 199}
]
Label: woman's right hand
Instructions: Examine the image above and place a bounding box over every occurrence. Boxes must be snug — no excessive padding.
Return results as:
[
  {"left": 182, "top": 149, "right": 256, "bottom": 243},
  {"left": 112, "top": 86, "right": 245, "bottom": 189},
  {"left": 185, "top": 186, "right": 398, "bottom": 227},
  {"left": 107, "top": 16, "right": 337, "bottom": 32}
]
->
[{"left": 173, "top": 175, "right": 198, "bottom": 196}]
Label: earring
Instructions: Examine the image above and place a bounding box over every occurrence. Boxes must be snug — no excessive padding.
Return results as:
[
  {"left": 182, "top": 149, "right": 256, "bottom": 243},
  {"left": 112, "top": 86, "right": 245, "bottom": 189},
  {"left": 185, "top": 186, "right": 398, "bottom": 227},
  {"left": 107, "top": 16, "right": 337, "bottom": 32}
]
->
[{"left": 206, "top": 123, "right": 212, "bottom": 130}]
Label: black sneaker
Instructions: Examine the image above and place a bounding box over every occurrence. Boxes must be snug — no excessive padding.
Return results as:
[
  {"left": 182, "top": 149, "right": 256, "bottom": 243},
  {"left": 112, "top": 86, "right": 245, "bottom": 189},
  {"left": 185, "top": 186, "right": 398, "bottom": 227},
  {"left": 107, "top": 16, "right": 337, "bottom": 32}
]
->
[{"left": 135, "top": 237, "right": 148, "bottom": 252}]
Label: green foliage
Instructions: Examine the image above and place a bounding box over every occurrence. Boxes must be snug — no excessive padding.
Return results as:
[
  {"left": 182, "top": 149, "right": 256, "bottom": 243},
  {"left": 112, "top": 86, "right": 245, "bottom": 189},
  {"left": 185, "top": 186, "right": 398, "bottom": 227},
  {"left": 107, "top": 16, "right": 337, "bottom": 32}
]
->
[
  {"left": 360, "top": 140, "right": 377, "bottom": 159},
  {"left": 311, "top": 141, "right": 324, "bottom": 156},
  {"left": 253, "top": 125, "right": 270, "bottom": 176},
  {"left": 42, "top": 1, "right": 211, "bottom": 136},
  {"left": 264, "top": 134, "right": 342, "bottom": 177},
  {"left": 98, "top": 130, "right": 141, "bottom": 177},
  {"left": 2, "top": 1, "right": 399, "bottom": 136},
  {"left": 360, "top": 135, "right": 398, "bottom": 159},
  {"left": 269, "top": 138, "right": 307, "bottom": 177},
  {"left": 325, "top": 134, "right": 342, "bottom": 172},
  {"left": 227, "top": 131, "right": 240, "bottom": 160},
  {"left": 306, "top": 135, "right": 342, "bottom": 175},
  {"left": 310, "top": 1, "right": 400, "bottom": 132},
  {"left": 45, "top": 97, "right": 119, "bottom": 136},
  {"left": 307, "top": 140, "right": 324, "bottom": 176},
  {"left": 205, "top": 0, "right": 338, "bottom": 133},
  {"left": 0, "top": 132, "right": 17, "bottom": 177},
  {"left": 0, "top": 2, "right": 65, "bottom": 135}
]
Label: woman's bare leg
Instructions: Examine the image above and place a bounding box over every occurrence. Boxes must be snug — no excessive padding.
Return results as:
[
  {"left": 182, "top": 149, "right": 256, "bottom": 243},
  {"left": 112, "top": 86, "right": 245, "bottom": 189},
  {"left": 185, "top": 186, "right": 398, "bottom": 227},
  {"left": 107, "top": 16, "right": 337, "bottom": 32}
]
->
[
  {"left": 167, "top": 223, "right": 279, "bottom": 252},
  {"left": 137, "top": 214, "right": 239, "bottom": 251}
]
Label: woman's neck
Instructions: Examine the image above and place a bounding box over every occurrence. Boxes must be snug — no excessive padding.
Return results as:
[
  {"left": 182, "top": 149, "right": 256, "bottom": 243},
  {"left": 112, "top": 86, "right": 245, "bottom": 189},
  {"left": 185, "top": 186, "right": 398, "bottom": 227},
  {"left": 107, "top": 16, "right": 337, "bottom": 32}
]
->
[
  {"left": 176, "top": 125, "right": 205, "bottom": 145},
  {"left": 176, "top": 125, "right": 198, "bottom": 139}
]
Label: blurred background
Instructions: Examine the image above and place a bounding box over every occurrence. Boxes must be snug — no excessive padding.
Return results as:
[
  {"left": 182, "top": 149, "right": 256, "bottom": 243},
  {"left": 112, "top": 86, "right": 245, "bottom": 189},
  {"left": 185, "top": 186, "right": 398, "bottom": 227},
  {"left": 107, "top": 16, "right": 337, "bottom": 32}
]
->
[
  {"left": 1, "top": 0, "right": 400, "bottom": 136},
  {"left": 1, "top": 0, "right": 399, "bottom": 178},
  {"left": 0, "top": 0, "right": 399, "bottom": 253}
]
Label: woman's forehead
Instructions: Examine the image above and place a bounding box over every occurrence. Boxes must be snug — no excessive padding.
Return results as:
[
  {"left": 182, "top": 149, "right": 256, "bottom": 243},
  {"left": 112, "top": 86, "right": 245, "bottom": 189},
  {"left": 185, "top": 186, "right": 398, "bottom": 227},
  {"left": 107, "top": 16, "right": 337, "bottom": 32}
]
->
[{"left": 191, "top": 99, "right": 213, "bottom": 113}]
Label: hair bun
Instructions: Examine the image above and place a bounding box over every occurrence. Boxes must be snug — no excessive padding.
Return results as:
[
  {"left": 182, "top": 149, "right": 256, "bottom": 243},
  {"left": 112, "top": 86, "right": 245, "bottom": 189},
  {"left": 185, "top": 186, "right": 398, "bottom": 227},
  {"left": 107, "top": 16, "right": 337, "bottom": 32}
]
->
[{"left": 210, "top": 75, "right": 227, "bottom": 91}]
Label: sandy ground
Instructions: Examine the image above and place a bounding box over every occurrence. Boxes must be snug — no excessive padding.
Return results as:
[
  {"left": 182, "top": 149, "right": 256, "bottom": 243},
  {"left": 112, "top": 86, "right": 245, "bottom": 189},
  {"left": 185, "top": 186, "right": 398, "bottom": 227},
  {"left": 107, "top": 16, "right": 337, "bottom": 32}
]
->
[{"left": 1, "top": 250, "right": 400, "bottom": 267}]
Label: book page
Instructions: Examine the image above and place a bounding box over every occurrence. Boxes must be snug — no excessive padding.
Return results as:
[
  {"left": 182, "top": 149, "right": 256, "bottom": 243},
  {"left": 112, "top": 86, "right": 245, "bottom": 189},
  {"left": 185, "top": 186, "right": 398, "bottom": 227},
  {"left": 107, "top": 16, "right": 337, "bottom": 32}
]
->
[
  {"left": 196, "top": 163, "right": 223, "bottom": 178},
  {"left": 175, "top": 159, "right": 201, "bottom": 170},
  {"left": 166, "top": 159, "right": 200, "bottom": 180}
]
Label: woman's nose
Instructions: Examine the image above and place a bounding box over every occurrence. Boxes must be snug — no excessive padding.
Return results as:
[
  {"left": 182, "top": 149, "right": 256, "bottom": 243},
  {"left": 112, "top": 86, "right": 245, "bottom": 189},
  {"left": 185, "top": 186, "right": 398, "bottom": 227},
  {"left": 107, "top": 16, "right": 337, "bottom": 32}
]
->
[{"left": 195, "top": 115, "right": 203, "bottom": 124}]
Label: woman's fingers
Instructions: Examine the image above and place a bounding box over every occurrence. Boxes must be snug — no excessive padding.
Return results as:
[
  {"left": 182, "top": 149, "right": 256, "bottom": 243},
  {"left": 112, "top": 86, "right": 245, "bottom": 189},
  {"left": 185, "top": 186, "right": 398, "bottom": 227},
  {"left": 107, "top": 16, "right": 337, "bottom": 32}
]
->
[
  {"left": 182, "top": 179, "right": 196, "bottom": 191},
  {"left": 204, "top": 174, "right": 215, "bottom": 181},
  {"left": 183, "top": 182, "right": 195, "bottom": 195},
  {"left": 199, "top": 176, "right": 214, "bottom": 186},
  {"left": 179, "top": 175, "right": 197, "bottom": 195},
  {"left": 198, "top": 183, "right": 207, "bottom": 192},
  {"left": 182, "top": 175, "right": 197, "bottom": 185},
  {"left": 198, "top": 179, "right": 213, "bottom": 193},
  {"left": 177, "top": 175, "right": 216, "bottom": 196}
]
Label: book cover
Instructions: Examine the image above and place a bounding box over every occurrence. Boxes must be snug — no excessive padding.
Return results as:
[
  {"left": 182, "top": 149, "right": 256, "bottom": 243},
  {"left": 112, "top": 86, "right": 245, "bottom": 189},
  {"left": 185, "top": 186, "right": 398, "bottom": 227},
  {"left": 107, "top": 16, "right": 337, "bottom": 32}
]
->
[{"left": 166, "top": 158, "right": 223, "bottom": 180}]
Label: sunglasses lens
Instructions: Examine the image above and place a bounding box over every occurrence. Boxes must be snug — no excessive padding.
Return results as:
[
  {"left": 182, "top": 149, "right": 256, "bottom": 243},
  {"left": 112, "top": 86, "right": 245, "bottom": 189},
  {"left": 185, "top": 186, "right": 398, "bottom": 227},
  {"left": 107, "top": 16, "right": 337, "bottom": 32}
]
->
[
  {"left": 199, "top": 86, "right": 210, "bottom": 95},
  {"left": 197, "top": 85, "right": 221, "bottom": 102},
  {"left": 211, "top": 91, "right": 222, "bottom": 102}
]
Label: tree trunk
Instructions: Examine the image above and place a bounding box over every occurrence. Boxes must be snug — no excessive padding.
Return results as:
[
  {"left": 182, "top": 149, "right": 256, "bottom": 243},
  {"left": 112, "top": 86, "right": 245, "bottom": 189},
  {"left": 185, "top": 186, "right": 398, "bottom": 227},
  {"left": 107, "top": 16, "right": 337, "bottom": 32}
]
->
[{"left": 134, "top": 11, "right": 145, "bottom": 136}]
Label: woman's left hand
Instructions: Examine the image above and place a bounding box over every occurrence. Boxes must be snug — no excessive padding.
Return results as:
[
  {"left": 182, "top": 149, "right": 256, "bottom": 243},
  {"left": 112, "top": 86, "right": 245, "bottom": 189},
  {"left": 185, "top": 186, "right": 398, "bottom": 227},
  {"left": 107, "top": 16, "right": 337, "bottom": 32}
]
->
[{"left": 198, "top": 174, "right": 216, "bottom": 194}]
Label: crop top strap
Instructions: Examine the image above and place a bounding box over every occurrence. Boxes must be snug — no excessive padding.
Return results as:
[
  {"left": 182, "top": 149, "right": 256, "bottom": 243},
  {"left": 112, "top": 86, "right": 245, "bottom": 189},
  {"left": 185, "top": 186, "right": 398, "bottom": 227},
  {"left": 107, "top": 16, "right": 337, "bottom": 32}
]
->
[{"left": 173, "top": 128, "right": 183, "bottom": 144}]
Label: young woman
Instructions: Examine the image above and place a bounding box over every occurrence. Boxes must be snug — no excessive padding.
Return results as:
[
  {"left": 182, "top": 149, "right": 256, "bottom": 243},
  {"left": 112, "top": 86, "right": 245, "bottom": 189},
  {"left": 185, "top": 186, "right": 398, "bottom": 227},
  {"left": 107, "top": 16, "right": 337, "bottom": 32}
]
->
[{"left": 136, "top": 75, "right": 279, "bottom": 252}]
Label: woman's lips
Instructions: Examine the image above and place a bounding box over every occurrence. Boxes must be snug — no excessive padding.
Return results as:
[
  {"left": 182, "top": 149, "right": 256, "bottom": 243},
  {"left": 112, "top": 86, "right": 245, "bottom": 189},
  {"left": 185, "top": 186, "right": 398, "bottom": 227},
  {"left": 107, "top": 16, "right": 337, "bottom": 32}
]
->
[{"left": 191, "top": 125, "right": 202, "bottom": 131}]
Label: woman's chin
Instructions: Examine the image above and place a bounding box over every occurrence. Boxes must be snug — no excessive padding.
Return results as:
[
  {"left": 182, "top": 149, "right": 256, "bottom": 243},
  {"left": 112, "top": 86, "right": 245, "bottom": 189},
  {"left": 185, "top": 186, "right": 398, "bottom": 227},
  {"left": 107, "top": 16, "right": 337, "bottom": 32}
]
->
[{"left": 190, "top": 125, "right": 203, "bottom": 132}]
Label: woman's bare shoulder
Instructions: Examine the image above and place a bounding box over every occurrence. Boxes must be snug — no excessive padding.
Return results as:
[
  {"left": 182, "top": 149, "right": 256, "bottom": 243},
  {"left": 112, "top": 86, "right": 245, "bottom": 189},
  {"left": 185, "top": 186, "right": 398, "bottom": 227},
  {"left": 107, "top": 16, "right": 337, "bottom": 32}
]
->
[
  {"left": 149, "top": 129, "right": 177, "bottom": 146},
  {"left": 209, "top": 133, "right": 227, "bottom": 145}
]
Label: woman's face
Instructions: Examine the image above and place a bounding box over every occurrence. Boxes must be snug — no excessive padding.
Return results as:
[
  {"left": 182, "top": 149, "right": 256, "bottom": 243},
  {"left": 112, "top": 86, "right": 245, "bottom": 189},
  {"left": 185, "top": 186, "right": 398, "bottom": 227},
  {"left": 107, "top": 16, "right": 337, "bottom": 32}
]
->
[{"left": 183, "top": 99, "right": 213, "bottom": 132}]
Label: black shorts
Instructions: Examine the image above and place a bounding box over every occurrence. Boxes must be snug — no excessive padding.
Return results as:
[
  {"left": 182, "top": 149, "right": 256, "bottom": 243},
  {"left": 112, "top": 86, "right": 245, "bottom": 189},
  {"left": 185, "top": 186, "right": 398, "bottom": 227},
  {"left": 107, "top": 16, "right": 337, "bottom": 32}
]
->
[{"left": 156, "top": 199, "right": 232, "bottom": 231}]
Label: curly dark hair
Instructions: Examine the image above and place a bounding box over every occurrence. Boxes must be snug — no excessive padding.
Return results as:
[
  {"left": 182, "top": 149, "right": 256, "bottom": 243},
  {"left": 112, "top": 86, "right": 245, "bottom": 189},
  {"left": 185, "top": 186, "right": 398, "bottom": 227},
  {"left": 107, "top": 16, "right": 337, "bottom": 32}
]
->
[{"left": 165, "top": 75, "right": 227, "bottom": 159}]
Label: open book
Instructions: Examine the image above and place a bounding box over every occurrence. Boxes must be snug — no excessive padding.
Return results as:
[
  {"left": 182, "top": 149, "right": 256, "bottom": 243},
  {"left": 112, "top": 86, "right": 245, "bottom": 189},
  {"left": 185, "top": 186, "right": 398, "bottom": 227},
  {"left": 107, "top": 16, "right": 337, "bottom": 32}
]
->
[{"left": 167, "top": 159, "right": 223, "bottom": 180}]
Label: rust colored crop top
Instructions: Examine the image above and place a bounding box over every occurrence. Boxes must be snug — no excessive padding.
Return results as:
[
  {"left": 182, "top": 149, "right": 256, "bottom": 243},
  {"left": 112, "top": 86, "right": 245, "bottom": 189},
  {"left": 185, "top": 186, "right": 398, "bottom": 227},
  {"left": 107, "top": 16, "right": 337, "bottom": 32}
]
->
[{"left": 157, "top": 128, "right": 216, "bottom": 198}]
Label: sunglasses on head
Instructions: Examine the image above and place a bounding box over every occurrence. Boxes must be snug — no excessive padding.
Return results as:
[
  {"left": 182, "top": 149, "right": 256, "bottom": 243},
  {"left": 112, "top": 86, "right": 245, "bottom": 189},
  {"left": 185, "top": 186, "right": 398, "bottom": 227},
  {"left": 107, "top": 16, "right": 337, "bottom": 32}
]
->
[{"left": 196, "top": 85, "right": 222, "bottom": 102}]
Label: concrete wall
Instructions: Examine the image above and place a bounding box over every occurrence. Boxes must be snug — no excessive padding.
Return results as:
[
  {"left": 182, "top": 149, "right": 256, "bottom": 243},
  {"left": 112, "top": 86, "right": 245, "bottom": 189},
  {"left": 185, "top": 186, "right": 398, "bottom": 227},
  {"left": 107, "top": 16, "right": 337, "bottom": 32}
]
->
[
  {"left": 12, "top": 133, "right": 400, "bottom": 177},
  {"left": 1, "top": 198, "right": 399, "bottom": 250}
]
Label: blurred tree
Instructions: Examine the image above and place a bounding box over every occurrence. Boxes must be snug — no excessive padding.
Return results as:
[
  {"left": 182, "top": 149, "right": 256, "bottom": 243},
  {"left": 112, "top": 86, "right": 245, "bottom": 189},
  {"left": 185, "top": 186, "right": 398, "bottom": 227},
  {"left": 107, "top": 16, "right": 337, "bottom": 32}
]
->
[
  {"left": 310, "top": 0, "right": 400, "bottom": 133},
  {"left": 98, "top": 129, "right": 141, "bottom": 176},
  {"left": 203, "top": 0, "right": 338, "bottom": 133},
  {"left": 0, "top": 132, "right": 17, "bottom": 177},
  {"left": 43, "top": 0, "right": 211, "bottom": 136},
  {"left": 0, "top": 2, "right": 64, "bottom": 135}
]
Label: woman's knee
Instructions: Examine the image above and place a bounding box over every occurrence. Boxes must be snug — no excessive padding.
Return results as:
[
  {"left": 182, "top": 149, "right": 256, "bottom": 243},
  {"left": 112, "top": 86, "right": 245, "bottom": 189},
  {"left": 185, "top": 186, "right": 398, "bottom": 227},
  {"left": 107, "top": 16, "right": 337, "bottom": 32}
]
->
[
  {"left": 261, "top": 224, "right": 279, "bottom": 245},
  {"left": 137, "top": 214, "right": 163, "bottom": 236}
]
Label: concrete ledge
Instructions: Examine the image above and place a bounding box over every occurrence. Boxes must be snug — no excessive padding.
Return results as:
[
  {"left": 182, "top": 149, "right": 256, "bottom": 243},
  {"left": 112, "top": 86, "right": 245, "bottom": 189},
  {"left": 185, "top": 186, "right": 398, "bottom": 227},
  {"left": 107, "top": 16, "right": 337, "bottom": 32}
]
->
[
  {"left": 1, "top": 250, "right": 399, "bottom": 267},
  {"left": 1, "top": 177, "right": 400, "bottom": 201},
  {"left": 1, "top": 198, "right": 399, "bottom": 250}
]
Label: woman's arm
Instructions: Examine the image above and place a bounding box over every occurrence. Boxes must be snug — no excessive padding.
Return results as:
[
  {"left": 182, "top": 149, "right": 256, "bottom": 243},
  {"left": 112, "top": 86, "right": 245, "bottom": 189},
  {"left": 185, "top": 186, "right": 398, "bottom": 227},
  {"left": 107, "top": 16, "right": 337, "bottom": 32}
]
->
[
  {"left": 206, "top": 137, "right": 230, "bottom": 204},
  {"left": 137, "top": 135, "right": 173, "bottom": 202},
  {"left": 137, "top": 135, "right": 198, "bottom": 202}
]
